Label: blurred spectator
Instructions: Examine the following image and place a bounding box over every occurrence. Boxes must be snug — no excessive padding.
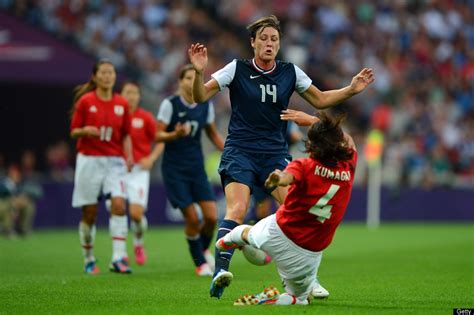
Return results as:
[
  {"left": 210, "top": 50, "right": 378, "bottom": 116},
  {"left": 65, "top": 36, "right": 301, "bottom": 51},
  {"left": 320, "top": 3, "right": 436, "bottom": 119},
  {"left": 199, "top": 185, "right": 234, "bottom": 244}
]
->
[
  {"left": 1, "top": 0, "right": 473, "bottom": 189},
  {"left": 0, "top": 165, "right": 19, "bottom": 238},
  {"left": 0, "top": 151, "right": 43, "bottom": 237},
  {"left": 46, "top": 141, "right": 74, "bottom": 182}
]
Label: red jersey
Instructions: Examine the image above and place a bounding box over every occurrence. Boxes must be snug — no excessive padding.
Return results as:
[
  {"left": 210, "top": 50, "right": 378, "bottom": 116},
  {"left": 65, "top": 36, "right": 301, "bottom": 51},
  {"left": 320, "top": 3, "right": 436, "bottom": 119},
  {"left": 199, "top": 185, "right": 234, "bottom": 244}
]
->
[
  {"left": 70, "top": 91, "right": 130, "bottom": 156},
  {"left": 276, "top": 151, "right": 358, "bottom": 252},
  {"left": 129, "top": 108, "right": 157, "bottom": 162}
]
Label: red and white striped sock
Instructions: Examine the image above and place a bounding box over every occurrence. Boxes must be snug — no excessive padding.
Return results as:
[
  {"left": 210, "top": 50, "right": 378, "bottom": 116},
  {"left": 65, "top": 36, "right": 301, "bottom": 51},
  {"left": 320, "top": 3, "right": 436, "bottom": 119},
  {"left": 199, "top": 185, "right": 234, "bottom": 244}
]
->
[
  {"left": 109, "top": 215, "right": 128, "bottom": 261},
  {"left": 79, "top": 221, "right": 96, "bottom": 263}
]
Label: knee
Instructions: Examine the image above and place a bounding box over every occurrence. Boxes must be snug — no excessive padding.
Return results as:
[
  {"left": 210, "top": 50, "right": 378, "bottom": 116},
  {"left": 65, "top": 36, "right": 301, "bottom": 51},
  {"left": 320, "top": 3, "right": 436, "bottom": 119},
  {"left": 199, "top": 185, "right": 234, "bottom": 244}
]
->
[
  {"left": 82, "top": 208, "right": 97, "bottom": 225},
  {"left": 110, "top": 198, "right": 126, "bottom": 216},
  {"left": 225, "top": 202, "right": 248, "bottom": 223}
]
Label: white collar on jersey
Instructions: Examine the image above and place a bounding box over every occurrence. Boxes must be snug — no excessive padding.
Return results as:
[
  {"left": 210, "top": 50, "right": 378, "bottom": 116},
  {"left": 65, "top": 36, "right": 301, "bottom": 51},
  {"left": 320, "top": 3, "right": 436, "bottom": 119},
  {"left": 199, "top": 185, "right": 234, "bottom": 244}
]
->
[
  {"left": 252, "top": 58, "right": 276, "bottom": 74},
  {"left": 179, "top": 96, "right": 198, "bottom": 109}
]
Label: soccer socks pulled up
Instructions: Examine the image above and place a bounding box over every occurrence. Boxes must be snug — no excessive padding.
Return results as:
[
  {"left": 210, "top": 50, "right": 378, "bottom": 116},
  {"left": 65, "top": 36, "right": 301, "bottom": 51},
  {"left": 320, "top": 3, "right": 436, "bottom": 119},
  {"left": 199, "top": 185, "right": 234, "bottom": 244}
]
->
[
  {"left": 79, "top": 221, "right": 96, "bottom": 263},
  {"left": 109, "top": 215, "right": 128, "bottom": 261},
  {"left": 186, "top": 234, "right": 206, "bottom": 267},
  {"left": 200, "top": 232, "right": 213, "bottom": 251},
  {"left": 130, "top": 216, "right": 148, "bottom": 246},
  {"left": 215, "top": 219, "right": 239, "bottom": 274}
]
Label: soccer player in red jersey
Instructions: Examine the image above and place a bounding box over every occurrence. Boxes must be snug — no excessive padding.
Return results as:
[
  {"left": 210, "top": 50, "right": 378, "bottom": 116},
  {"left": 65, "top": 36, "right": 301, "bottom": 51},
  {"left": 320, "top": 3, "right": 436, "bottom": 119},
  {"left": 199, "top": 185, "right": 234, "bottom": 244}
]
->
[
  {"left": 70, "top": 60, "right": 134, "bottom": 274},
  {"left": 120, "top": 82, "right": 163, "bottom": 265},
  {"left": 216, "top": 111, "right": 357, "bottom": 305}
]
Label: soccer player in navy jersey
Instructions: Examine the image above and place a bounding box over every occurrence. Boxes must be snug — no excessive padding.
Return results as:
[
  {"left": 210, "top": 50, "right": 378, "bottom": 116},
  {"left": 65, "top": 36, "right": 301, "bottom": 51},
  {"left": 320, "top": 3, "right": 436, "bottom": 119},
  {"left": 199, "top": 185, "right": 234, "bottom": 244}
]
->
[
  {"left": 156, "top": 64, "right": 225, "bottom": 277},
  {"left": 188, "top": 15, "right": 374, "bottom": 298}
]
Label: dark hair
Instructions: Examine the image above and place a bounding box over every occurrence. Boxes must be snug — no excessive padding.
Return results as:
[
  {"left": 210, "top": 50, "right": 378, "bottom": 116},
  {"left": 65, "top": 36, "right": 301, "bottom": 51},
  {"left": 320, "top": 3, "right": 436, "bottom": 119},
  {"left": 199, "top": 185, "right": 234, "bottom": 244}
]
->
[
  {"left": 72, "top": 59, "right": 114, "bottom": 105},
  {"left": 305, "top": 112, "right": 353, "bottom": 164},
  {"left": 247, "top": 15, "right": 282, "bottom": 40},
  {"left": 179, "top": 64, "right": 195, "bottom": 80},
  {"left": 120, "top": 81, "right": 140, "bottom": 93}
]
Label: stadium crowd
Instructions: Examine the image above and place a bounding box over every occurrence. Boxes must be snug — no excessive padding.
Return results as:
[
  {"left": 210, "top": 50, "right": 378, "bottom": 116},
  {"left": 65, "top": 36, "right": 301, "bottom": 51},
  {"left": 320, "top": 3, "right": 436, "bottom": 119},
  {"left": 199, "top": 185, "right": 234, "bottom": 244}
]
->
[{"left": 1, "top": 0, "right": 473, "bottom": 190}]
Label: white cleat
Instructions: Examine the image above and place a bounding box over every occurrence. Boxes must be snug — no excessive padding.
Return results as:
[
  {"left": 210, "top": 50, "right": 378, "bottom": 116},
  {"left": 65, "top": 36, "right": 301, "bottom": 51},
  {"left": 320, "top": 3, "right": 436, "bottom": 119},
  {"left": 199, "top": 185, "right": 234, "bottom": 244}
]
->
[
  {"left": 275, "top": 293, "right": 309, "bottom": 305},
  {"left": 195, "top": 263, "right": 213, "bottom": 277},
  {"left": 203, "top": 249, "right": 215, "bottom": 272},
  {"left": 311, "top": 283, "right": 330, "bottom": 299}
]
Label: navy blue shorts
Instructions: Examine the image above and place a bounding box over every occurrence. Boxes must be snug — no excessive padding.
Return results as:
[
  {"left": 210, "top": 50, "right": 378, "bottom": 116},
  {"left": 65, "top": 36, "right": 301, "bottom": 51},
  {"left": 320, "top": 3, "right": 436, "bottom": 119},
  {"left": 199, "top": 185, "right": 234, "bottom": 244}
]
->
[
  {"left": 162, "top": 166, "right": 215, "bottom": 209},
  {"left": 218, "top": 146, "right": 291, "bottom": 194}
]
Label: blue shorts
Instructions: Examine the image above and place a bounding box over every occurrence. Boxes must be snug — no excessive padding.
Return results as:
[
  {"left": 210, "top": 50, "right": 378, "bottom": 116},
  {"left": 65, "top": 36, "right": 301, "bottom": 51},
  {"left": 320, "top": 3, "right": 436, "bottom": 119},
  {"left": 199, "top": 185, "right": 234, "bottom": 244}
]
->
[
  {"left": 162, "top": 166, "right": 215, "bottom": 209},
  {"left": 218, "top": 146, "right": 291, "bottom": 194}
]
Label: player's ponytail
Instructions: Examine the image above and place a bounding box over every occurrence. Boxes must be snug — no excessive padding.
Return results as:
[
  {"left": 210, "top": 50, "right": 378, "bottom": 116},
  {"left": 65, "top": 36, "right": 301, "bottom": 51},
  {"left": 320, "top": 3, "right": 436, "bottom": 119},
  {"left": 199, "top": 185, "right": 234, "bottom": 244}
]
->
[{"left": 305, "top": 112, "right": 354, "bottom": 165}]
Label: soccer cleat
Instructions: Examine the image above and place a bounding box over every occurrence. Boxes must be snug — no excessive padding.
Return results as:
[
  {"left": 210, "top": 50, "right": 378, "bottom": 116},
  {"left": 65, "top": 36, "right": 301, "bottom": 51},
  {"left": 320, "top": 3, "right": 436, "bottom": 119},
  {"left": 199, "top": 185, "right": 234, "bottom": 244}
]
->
[
  {"left": 134, "top": 245, "right": 147, "bottom": 265},
  {"left": 84, "top": 261, "right": 100, "bottom": 275},
  {"left": 275, "top": 293, "right": 309, "bottom": 305},
  {"left": 109, "top": 258, "right": 132, "bottom": 274},
  {"left": 233, "top": 286, "right": 280, "bottom": 305},
  {"left": 203, "top": 249, "right": 215, "bottom": 272},
  {"left": 311, "top": 282, "right": 330, "bottom": 299},
  {"left": 209, "top": 270, "right": 233, "bottom": 299},
  {"left": 196, "top": 263, "right": 213, "bottom": 277},
  {"left": 215, "top": 237, "right": 239, "bottom": 251}
]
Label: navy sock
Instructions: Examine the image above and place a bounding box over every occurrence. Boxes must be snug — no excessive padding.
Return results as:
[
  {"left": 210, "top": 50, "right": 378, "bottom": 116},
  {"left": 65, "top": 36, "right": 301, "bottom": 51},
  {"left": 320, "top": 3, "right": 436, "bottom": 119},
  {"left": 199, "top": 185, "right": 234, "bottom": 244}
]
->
[
  {"left": 214, "top": 219, "right": 239, "bottom": 275},
  {"left": 186, "top": 235, "right": 206, "bottom": 267},
  {"left": 200, "top": 232, "right": 213, "bottom": 251}
]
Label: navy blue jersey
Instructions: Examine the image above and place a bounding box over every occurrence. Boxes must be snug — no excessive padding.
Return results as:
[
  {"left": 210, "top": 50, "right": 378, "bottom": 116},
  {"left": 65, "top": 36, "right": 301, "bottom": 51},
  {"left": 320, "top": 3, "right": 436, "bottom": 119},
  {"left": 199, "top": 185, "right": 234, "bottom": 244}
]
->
[
  {"left": 159, "top": 95, "right": 211, "bottom": 170},
  {"left": 212, "top": 59, "right": 311, "bottom": 155}
]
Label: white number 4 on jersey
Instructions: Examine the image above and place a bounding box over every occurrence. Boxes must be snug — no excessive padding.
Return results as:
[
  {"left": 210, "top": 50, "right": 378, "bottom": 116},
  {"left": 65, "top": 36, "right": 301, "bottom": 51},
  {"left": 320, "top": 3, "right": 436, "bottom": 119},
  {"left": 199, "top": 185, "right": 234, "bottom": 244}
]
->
[{"left": 309, "top": 184, "right": 340, "bottom": 223}]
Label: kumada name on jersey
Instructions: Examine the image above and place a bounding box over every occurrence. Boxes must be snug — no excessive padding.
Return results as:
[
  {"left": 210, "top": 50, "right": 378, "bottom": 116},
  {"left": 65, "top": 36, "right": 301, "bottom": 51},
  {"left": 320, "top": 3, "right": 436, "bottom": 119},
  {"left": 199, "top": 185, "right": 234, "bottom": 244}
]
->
[{"left": 315, "top": 165, "right": 351, "bottom": 181}]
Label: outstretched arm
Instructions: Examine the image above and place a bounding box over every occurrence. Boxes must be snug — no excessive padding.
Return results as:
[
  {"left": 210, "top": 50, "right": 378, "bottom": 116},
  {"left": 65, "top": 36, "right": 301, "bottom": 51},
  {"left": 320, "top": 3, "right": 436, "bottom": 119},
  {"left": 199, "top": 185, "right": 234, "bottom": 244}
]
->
[
  {"left": 280, "top": 109, "right": 320, "bottom": 126},
  {"left": 265, "top": 169, "right": 294, "bottom": 188},
  {"left": 188, "top": 43, "right": 220, "bottom": 102},
  {"left": 300, "top": 68, "right": 374, "bottom": 110}
]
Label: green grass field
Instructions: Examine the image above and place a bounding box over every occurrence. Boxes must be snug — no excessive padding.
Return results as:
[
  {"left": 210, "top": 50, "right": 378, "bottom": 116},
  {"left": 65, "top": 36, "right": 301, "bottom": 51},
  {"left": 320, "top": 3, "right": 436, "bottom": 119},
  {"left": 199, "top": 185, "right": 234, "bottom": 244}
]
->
[{"left": 1, "top": 223, "right": 473, "bottom": 315}]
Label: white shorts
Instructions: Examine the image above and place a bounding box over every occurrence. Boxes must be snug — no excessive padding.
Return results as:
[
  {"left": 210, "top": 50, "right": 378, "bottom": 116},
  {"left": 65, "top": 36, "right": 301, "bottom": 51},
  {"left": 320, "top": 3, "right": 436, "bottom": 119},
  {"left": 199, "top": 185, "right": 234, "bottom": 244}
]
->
[
  {"left": 125, "top": 165, "right": 150, "bottom": 209},
  {"left": 248, "top": 214, "right": 322, "bottom": 300},
  {"left": 72, "top": 154, "right": 127, "bottom": 208}
]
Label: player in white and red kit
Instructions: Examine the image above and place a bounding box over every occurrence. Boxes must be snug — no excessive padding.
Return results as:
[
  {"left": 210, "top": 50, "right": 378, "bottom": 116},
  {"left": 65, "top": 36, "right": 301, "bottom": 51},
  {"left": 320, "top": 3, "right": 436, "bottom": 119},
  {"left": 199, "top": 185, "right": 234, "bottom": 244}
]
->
[
  {"left": 216, "top": 111, "right": 357, "bottom": 305},
  {"left": 70, "top": 60, "right": 134, "bottom": 274},
  {"left": 120, "top": 82, "right": 163, "bottom": 265}
]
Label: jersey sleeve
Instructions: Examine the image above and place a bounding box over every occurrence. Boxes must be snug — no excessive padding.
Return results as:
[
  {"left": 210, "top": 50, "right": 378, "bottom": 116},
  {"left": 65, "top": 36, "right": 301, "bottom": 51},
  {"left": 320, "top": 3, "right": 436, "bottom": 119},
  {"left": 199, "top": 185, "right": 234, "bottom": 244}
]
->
[
  {"left": 284, "top": 159, "right": 304, "bottom": 184},
  {"left": 206, "top": 102, "right": 215, "bottom": 125},
  {"left": 70, "top": 98, "right": 86, "bottom": 131},
  {"left": 211, "top": 59, "right": 237, "bottom": 91},
  {"left": 293, "top": 64, "right": 312, "bottom": 94},
  {"left": 156, "top": 98, "right": 173, "bottom": 125}
]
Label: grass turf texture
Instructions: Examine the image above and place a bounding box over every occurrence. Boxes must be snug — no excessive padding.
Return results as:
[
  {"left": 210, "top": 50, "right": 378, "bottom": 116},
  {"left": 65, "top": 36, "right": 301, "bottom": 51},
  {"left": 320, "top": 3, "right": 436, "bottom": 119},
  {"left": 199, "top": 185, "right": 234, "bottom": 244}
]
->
[{"left": 0, "top": 224, "right": 473, "bottom": 315}]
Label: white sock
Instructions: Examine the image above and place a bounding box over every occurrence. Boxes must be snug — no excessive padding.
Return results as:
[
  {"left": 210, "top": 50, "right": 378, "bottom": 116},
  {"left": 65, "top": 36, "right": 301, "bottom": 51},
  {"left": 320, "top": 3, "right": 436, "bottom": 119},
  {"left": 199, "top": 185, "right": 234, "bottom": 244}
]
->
[
  {"left": 223, "top": 224, "right": 250, "bottom": 246},
  {"left": 109, "top": 215, "right": 128, "bottom": 261},
  {"left": 79, "top": 221, "right": 96, "bottom": 263},
  {"left": 130, "top": 216, "right": 148, "bottom": 246}
]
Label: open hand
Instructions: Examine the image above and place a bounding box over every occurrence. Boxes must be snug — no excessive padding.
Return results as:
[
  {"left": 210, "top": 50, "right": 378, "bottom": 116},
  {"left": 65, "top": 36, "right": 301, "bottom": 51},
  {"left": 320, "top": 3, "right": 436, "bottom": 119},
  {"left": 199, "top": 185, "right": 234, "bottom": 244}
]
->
[
  {"left": 265, "top": 169, "right": 283, "bottom": 188},
  {"left": 349, "top": 68, "right": 375, "bottom": 94},
  {"left": 188, "top": 43, "right": 208, "bottom": 73}
]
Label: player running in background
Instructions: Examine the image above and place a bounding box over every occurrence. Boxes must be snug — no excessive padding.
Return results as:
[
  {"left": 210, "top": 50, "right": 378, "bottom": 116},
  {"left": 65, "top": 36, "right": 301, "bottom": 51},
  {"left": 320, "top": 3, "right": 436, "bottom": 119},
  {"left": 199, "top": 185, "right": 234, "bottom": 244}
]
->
[
  {"left": 217, "top": 112, "right": 357, "bottom": 305},
  {"left": 70, "top": 60, "right": 134, "bottom": 274},
  {"left": 188, "top": 15, "right": 374, "bottom": 298},
  {"left": 156, "top": 64, "right": 225, "bottom": 277},
  {"left": 120, "top": 82, "right": 164, "bottom": 265}
]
